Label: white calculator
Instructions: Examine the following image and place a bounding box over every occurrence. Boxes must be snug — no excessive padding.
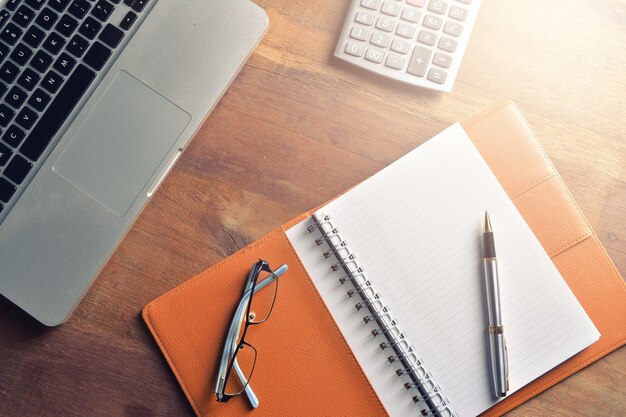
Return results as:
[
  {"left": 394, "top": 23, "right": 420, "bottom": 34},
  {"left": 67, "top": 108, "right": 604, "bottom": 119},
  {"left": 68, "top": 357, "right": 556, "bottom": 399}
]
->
[{"left": 335, "top": 0, "right": 482, "bottom": 92}]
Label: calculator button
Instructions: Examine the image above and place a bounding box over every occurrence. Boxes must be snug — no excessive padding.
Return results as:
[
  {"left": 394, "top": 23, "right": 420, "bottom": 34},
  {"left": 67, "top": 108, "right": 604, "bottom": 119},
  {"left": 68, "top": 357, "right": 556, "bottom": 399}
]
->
[
  {"left": 375, "top": 16, "right": 395, "bottom": 32},
  {"left": 381, "top": 1, "right": 401, "bottom": 17},
  {"left": 401, "top": 7, "right": 420, "bottom": 23},
  {"left": 386, "top": 54, "right": 404, "bottom": 70},
  {"left": 427, "top": 67, "right": 447, "bottom": 84},
  {"left": 391, "top": 38, "right": 410, "bottom": 54},
  {"left": 351, "top": 26, "right": 370, "bottom": 41},
  {"left": 423, "top": 14, "right": 442, "bottom": 30},
  {"left": 396, "top": 23, "right": 416, "bottom": 39},
  {"left": 443, "top": 21, "right": 463, "bottom": 37},
  {"left": 345, "top": 42, "right": 364, "bottom": 57},
  {"left": 365, "top": 47, "right": 384, "bottom": 63},
  {"left": 371, "top": 32, "right": 390, "bottom": 48},
  {"left": 438, "top": 37, "right": 457, "bottom": 52},
  {"left": 407, "top": 45, "right": 431, "bottom": 76},
  {"left": 360, "top": 0, "right": 381, "bottom": 10},
  {"left": 428, "top": 0, "right": 448, "bottom": 14},
  {"left": 417, "top": 30, "right": 437, "bottom": 46},
  {"left": 449, "top": 6, "right": 468, "bottom": 21},
  {"left": 355, "top": 11, "right": 375, "bottom": 25},
  {"left": 406, "top": 0, "right": 425, "bottom": 6},
  {"left": 432, "top": 52, "right": 452, "bottom": 68}
]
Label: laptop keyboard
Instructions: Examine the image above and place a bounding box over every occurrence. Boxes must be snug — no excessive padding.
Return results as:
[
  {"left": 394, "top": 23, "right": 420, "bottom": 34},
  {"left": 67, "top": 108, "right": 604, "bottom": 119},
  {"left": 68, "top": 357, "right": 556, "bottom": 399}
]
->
[{"left": 0, "top": 0, "right": 151, "bottom": 215}]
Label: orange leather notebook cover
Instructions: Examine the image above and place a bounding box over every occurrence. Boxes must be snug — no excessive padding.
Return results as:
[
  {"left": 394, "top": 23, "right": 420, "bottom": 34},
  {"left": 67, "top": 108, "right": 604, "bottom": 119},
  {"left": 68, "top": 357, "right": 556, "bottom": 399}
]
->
[{"left": 142, "top": 102, "right": 626, "bottom": 417}]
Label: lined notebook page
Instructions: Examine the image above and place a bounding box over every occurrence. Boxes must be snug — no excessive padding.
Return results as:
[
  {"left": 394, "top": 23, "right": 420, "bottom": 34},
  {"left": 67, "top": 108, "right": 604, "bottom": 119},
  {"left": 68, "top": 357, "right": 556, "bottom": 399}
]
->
[{"left": 286, "top": 124, "right": 599, "bottom": 417}]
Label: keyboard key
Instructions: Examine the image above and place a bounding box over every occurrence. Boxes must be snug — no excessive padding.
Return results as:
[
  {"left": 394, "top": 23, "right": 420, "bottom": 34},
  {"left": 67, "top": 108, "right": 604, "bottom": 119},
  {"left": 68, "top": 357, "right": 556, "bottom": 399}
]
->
[
  {"left": 20, "top": 64, "right": 95, "bottom": 161},
  {"left": 355, "top": 11, "right": 374, "bottom": 26},
  {"left": 443, "top": 21, "right": 462, "bottom": 37},
  {"left": 438, "top": 36, "right": 457, "bottom": 52},
  {"left": 1, "top": 22, "right": 24, "bottom": 45},
  {"left": 5, "top": 86, "right": 28, "bottom": 109},
  {"left": 25, "top": 0, "right": 46, "bottom": 9},
  {"left": 79, "top": 16, "right": 102, "bottom": 40},
  {"left": 432, "top": 52, "right": 451, "bottom": 68},
  {"left": 0, "top": 103, "right": 15, "bottom": 126},
  {"left": 28, "top": 88, "right": 51, "bottom": 111},
  {"left": 31, "top": 49, "right": 53, "bottom": 72},
  {"left": 0, "top": 60, "right": 19, "bottom": 83},
  {"left": 417, "top": 29, "right": 436, "bottom": 46},
  {"left": 9, "top": 42, "right": 33, "bottom": 66},
  {"left": 4, "top": 154, "right": 32, "bottom": 184},
  {"left": 119, "top": 11, "right": 137, "bottom": 30},
  {"left": 0, "top": 41, "right": 10, "bottom": 62},
  {"left": 427, "top": 66, "right": 446, "bottom": 84},
  {"left": 350, "top": 26, "right": 370, "bottom": 42},
  {"left": 365, "top": 47, "right": 384, "bottom": 63},
  {"left": 423, "top": 14, "right": 442, "bottom": 30},
  {"left": 35, "top": 7, "right": 59, "bottom": 31},
  {"left": 55, "top": 14, "right": 79, "bottom": 37},
  {"left": 6, "top": 0, "right": 21, "bottom": 12},
  {"left": 98, "top": 23, "right": 123, "bottom": 48},
  {"left": 448, "top": 6, "right": 468, "bottom": 21},
  {"left": 375, "top": 17, "right": 394, "bottom": 32},
  {"left": 92, "top": 0, "right": 115, "bottom": 22},
  {"left": 13, "top": 5, "right": 36, "bottom": 28},
  {"left": 0, "top": 11, "right": 11, "bottom": 31},
  {"left": 391, "top": 38, "right": 410, "bottom": 54},
  {"left": 53, "top": 52, "right": 76, "bottom": 75},
  {"left": 68, "top": 0, "right": 91, "bottom": 19},
  {"left": 428, "top": 0, "right": 448, "bottom": 14},
  {"left": 0, "top": 177, "right": 17, "bottom": 203},
  {"left": 401, "top": 7, "right": 420, "bottom": 23},
  {"left": 345, "top": 42, "right": 364, "bottom": 57},
  {"left": 2, "top": 125, "right": 25, "bottom": 147},
  {"left": 67, "top": 34, "right": 89, "bottom": 57},
  {"left": 129, "top": 0, "right": 148, "bottom": 12},
  {"left": 407, "top": 45, "right": 431, "bottom": 77},
  {"left": 41, "top": 70, "right": 63, "bottom": 94},
  {"left": 370, "top": 32, "right": 389, "bottom": 48},
  {"left": 381, "top": 1, "right": 401, "bottom": 17},
  {"left": 385, "top": 54, "right": 404, "bottom": 70},
  {"left": 83, "top": 41, "right": 111, "bottom": 70},
  {"left": 396, "top": 23, "right": 416, "bottom": 39},
  {"left": 43, "top": 31, "right": 66, "bottom": 54},
  {"left": 361, "top": 0, "right": 380, "bottom": 10},
  {"left": 23, "top": 25, "right": 45, "bottom": 48},
  {"left": 49, "top": 0, "right": 72, "bottom": 13},
  {"left": 16, "top": 107, "right": 38, "bottom": 130},
  {"left": 0, "top": 143, "right": 12, "bottom": 166}
]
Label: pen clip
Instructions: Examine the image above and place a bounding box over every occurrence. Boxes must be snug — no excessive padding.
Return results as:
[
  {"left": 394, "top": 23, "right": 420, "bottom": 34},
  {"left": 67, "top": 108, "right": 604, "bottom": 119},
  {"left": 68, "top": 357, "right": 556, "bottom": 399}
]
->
[{"left": 504, "top": 336, "right": 510, "bottom": 392}]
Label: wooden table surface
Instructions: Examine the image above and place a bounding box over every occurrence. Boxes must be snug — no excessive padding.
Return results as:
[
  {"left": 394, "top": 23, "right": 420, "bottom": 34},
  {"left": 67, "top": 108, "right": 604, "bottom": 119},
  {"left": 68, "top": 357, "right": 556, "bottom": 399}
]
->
[{"left": 1, "top": 0, "right": 624, "bottom": 416}]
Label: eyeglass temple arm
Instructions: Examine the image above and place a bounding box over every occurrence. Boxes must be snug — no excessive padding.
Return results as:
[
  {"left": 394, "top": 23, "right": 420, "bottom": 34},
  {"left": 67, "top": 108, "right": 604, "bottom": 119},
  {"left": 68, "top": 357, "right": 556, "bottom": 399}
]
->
[{"left": 215, "top": 264, "right": 288, "bottom": 407}]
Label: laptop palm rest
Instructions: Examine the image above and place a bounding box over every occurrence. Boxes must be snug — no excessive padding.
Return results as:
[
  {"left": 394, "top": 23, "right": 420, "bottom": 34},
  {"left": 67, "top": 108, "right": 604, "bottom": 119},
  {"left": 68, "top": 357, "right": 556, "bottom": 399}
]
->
[{"left": 52, "top": 71, "right": 191, "bottom": 217}]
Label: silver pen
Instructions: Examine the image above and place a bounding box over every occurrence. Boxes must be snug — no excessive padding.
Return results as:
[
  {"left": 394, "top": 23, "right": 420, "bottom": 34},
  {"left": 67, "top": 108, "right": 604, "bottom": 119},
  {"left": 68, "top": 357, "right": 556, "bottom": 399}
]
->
[{"left": 483, "top": 211, "right": 509, "bottom": 398}]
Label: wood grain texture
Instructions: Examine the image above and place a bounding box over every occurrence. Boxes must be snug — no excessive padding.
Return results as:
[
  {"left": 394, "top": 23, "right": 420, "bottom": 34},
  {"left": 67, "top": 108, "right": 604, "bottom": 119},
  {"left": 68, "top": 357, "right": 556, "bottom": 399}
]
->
[{"left": 1, "top": 0, "right": 624, "bottom": 416}]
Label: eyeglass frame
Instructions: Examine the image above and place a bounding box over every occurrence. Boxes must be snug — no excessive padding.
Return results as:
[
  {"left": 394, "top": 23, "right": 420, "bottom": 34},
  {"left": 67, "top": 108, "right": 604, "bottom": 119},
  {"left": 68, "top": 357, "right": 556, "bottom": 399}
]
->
[{"left": 214, "top": 260, "right": 288, "bottom": 408}]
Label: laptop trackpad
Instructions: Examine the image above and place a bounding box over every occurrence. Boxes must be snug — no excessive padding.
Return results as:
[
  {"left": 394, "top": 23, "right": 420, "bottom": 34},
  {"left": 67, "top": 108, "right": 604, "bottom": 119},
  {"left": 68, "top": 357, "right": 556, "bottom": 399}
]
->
[{"left": 53, "top": 71, "right": 191, "bottom": 217}]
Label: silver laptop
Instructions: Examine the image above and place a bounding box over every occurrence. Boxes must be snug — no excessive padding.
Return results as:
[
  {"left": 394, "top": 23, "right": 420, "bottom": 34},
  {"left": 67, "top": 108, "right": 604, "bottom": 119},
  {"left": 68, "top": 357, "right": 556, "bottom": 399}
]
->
[{"left": 0, "top": 0, "right": 268, "bottom": 325}]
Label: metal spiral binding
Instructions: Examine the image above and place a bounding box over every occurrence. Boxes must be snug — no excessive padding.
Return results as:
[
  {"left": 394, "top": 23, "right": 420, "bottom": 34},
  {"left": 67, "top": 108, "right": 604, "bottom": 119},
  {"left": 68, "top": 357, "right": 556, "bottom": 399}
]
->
[{"left": 309, "top": 213, "right": 457, "bottom": 417}]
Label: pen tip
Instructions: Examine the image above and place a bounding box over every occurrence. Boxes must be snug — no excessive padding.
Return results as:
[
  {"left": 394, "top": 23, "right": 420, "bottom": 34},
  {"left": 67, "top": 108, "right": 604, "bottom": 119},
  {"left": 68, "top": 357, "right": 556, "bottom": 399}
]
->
[{"left": 483, "top": 211, "right": 492, "bottom": 233}]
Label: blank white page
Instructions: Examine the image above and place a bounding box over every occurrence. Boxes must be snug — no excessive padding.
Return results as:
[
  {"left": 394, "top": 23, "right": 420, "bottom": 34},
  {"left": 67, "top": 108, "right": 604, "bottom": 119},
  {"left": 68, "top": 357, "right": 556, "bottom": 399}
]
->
[{"left": 287, "top": 124, "right": 599, "bottom": 417}]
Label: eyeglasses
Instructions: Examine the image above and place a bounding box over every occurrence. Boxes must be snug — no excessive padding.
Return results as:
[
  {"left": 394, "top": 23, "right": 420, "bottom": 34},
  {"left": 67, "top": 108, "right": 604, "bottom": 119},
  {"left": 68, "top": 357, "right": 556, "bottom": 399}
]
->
[{"left": 214, "top": 259, "right": 288, "bottom": 408}]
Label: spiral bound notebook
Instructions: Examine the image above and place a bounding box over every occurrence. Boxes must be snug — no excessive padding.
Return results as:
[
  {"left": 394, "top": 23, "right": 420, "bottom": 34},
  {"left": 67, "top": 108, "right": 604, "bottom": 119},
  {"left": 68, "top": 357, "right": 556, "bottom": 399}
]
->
[
  {"left": 285, "top": 124, "right": 599, "bottom": 417},
  {"left": 143, "top": 103, "right": 626, "bottom": 417}
]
